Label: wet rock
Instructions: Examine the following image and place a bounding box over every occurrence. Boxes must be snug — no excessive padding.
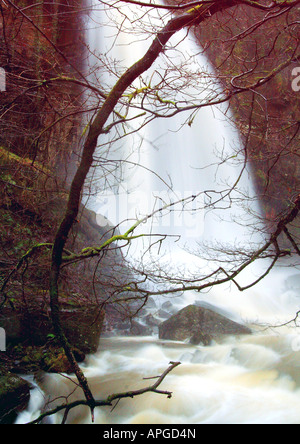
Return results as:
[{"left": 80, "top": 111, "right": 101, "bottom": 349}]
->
[
  {"left": 41, "top": 352, "right": 73, "bottom": 374},
  {"left": 0, "top": 371, "right": 30, "bottom": 424},
  {"left": 161, "top": 301, "right": 176, "bottom": 313},
  {"left": 157, "top": 309, "right": 170, "bottom": 319},
  {"left": 144, "top": 314, "right": 161, "bottom": 327},
  {"left": 159, "top": 304, "right": 252, "bottom": 345},
  {"left": 161, "top": 301, "right": 173, "bottom": 310},
  {"left": 0, "top": 306, "right": 105, "bottom": 355},
  {"left": 58, "top": 308, "right": 105, "bottom": 354},
  {"left": 189, "top": 331, "right": 213, "bottom": 346},
  {"left": 6, "top": 343, "right": 86, "bottom": 375},
  {"left": 130, "top": 320, "right": 152, "bottom": 336},
  {"left": 146, "top": 297, "right": 157, "bottom": 309}
]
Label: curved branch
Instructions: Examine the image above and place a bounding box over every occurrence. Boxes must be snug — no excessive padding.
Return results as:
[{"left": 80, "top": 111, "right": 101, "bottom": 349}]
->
[
  {"left": 123, "top": 194, "right": 300, "bottom": 297},
  {"left": 27, "top": 361, "right": 181, "bottom": 424}
]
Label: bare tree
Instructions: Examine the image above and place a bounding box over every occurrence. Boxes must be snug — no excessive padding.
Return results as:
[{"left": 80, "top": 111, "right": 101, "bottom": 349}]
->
[
  {"left": 1, "top": 0, "right": 299, "bottom": 423},
  {"left": 48, "top": 0, "right": 299, "bottom": 420}
]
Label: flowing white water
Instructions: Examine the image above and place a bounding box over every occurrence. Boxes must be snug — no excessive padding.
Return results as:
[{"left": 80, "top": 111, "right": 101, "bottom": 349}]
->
[
  {"left": 25, "top": 332, "right": 300, "bottom": 424},
  {"left": 16, "top": 1, "right": 300, "bottom": 424},
  {"left": 84, "top": 1, "right": 299, "bottom": 323}
]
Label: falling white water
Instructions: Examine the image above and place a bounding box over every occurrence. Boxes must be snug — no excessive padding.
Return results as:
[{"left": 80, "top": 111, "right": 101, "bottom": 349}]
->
[
  {"left": 86, "top": 8, "right": 258, "bottom": 252},
  {"left": 14, "top": 376, "right": 46, "bottom": 424},
  {"left": 84, "top": 1, "right": 299, "bottom": 322},
  {"left": 16, "top": 1, "right": 300, "bottom": 425}
]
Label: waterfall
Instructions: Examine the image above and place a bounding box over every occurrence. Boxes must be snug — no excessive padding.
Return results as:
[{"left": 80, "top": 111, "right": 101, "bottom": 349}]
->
[
  {"left": 86, "top": 6, "right": 259, "bottom": 250},
  {"left": 86, "top": 3, "right": 260, "bottom": 254},
  {"left": 17, "top": 0, "right": 300, "bottom": 425},
  {"left": 84, "top": 1, "right": 299, "bottom": 323}
]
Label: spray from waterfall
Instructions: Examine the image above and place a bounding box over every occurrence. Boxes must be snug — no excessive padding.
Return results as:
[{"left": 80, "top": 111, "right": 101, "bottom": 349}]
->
[{"left": 83, "top": 1, "right": 299, "bottom": 323}]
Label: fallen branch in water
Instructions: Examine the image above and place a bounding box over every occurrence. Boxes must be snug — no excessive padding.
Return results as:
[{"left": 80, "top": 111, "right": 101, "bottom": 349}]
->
[{"left": 27, "top": 361, "right": 181, "bottom": 424}]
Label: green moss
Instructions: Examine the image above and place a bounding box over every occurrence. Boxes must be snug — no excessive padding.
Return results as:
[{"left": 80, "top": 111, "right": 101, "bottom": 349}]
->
[
  {"left": 0, "top": 146, "right": 51, "bottom": 174},
  {"left": 0, "top": 372, "right": 30, "bottom": 424}
]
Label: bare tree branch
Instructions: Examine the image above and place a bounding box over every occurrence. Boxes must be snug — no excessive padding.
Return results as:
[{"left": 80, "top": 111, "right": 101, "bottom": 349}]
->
[
  {"left": 27, "top": 361, "right": 181, "bottom": 424},
  {"left": 48, "top": 1, "right": 240, "bottom": 419}
]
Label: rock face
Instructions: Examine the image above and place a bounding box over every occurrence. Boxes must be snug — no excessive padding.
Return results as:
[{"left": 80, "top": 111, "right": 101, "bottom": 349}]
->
[
  {"left": 0, "top": 305, "right": 105, "bottom": 355},
  {"left": 158, "top": 305, "right": 252, "bottom": 345}
]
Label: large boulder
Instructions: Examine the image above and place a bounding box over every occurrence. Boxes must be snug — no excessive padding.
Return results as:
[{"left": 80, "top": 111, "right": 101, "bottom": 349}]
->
[
  {"left": 158, "top": 304, "right": 252, "bottom": 345},
  {"left": 0, "top": 305, "right": 104, "bottom": 355}
]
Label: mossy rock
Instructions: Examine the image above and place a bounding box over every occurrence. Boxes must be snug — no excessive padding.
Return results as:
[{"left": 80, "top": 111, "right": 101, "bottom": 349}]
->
[
  {"left": 0, "top": 306, "right": 105, "bottom": 355},
  {"left": 0, "top": 371, "right": 30, "bottom": 424},
  {"left": 41, "top": 352, "right": 73, "bottom": 374},
  {"left": 5, "top": 342, "right": 86, "bottom": 376},
  {"left": 159, "top": 304, "right": 252, "bottom": 345},
  {"left": 41, "top": 345, "right": 85, "bottom": 374}
]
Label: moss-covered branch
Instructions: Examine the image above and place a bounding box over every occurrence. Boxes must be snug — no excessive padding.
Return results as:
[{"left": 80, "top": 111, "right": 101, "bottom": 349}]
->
[{"left": 125, "top": 194, "right": 300, "bottom": 298}]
